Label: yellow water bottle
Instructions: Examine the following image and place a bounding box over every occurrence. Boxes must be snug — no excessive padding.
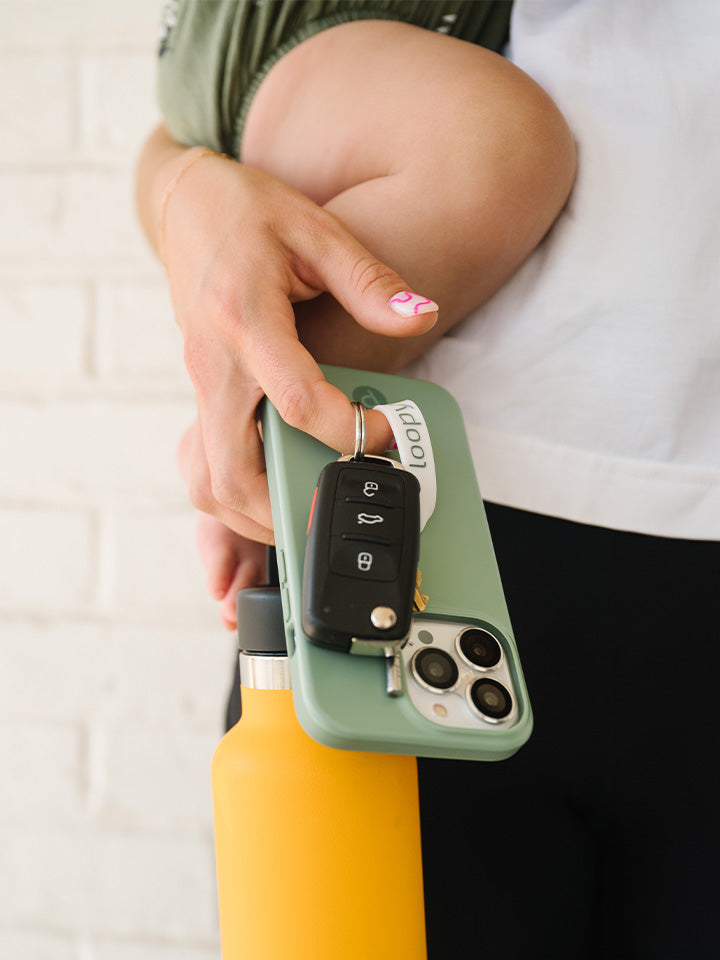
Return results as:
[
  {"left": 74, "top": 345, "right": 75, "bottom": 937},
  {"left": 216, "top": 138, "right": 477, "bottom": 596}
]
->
[{"left": 212, "top": 586, "right": 427, "bottom": 959}]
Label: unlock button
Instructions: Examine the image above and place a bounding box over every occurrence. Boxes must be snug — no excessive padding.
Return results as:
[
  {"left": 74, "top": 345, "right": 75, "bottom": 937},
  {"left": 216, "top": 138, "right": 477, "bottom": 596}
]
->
[{"left": 329, "top": 539, "right": 398, "bottom": 581}]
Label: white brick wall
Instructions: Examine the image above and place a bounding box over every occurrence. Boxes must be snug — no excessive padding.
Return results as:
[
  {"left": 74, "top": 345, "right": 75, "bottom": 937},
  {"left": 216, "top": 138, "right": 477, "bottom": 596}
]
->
[{"left": 0, "top": 4, "right": 232, "bottom": 956}]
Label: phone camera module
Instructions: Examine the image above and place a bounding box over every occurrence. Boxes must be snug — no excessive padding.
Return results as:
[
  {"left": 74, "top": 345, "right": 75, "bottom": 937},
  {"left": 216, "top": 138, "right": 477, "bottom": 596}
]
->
[
  {"left": 458, "top": 628, "right": 502, "bottom": 669},
  {"left": 469, "top": 678, "right": 513, "bottom": 721},
  {"left": 412, "top": 648, "right": 459, "bottom": 691}
]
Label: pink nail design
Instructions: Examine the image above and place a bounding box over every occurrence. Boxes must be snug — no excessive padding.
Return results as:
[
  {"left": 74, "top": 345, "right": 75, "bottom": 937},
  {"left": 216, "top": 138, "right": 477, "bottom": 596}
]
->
[{"left": 388, "top": 292, "right": 438, "bottom": 318}]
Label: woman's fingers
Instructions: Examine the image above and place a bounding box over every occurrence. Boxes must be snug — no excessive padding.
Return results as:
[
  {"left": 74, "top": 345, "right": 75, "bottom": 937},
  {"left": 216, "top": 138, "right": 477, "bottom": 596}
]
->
[
  {"left": 183, "top": 284, "right": 396, "bottom": 536},
  {"left": 178, "top": 420, "right": 274, "bottom": 542},
  {"left": 240, "top": 297, "right": 395, "bottom": 455},
  {"left": 194, "top": 512, "right": 268, "bottom": 628}
]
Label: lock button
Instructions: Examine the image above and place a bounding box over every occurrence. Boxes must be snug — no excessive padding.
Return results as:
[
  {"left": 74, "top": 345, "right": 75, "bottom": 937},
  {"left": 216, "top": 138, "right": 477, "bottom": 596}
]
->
[{"left": 335, "top": 463, "right": 405, "bottom": 508}]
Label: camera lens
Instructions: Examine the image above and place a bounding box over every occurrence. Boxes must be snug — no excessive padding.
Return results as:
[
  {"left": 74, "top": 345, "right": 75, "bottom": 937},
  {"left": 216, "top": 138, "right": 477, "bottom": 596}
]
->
[
  {"left": 413, "top": 648, "right": 459, "bottom": 690},
  {"left": 470, "top": 679, "right": 512, "bottom": 720},
  {"left": 458, "top": 628, "right": 502, "bottom": 669}
]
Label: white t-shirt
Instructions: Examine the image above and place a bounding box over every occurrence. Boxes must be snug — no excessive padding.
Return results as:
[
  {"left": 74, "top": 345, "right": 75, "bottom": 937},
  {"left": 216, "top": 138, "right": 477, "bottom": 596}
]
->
[{"left": 408, "top": 0, "right": 720, "bottom": 540}]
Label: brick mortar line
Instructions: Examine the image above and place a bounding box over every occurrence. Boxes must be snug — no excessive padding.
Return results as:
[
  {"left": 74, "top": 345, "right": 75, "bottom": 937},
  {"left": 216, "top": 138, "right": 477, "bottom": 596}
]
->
[
  {"left": 0, "top": 257, "right": 161, "bottom": 275},
  {"left": 0, "top": 607, "right": 218, "bottom": 627},
  {"left": 0, "top": 818, "right": 216, "bottom": 835},
  {"left": 68, "top": 50, "right": 85, "bottom": 156},
  {"left": 0, "top": 264, "right": 163, "bottom": 280},
  {"left": 0, "top": 496, "right": 191, "bottom": 510},
  {"left": 83, "top": 276, "right": 99, "bottom": 377},
  {"left": 0, "top": 925, "right": 220, "bottom": 950},
  {"left": 0, "top": 382, "right": 192, "bottom": 400},
  {"left": 0, "top": 160, "right": 148, "bottom": 173},
  {"left": 0, "top": 608, "right": 220, "bottom": 629},
  {"left": 0, "top": 42, "right": 158, "bottom": 56}
]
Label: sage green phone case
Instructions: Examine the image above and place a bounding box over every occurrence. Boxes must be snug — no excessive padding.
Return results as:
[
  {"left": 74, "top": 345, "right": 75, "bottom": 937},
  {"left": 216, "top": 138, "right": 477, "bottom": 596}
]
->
[{"left": 262, "top": 365, "right": 532, "bottom": 760}]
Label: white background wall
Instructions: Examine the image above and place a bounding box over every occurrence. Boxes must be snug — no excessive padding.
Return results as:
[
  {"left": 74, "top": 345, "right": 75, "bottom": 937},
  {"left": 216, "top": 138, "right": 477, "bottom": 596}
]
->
[{"left": 0, "top": 2, "right": 235, "bottom": 956}]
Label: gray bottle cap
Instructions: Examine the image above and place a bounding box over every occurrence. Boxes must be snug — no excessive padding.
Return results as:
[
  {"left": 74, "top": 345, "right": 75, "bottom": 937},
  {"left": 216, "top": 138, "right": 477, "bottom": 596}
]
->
[{"left": 236, "top": 586, "right": 287, "bottom": 656}]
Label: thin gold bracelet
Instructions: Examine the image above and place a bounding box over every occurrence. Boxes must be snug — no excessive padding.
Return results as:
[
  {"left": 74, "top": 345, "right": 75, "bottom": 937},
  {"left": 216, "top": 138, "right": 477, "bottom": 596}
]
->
[{"left": 157, "top": 147, "right": 232, "bottom": 270}]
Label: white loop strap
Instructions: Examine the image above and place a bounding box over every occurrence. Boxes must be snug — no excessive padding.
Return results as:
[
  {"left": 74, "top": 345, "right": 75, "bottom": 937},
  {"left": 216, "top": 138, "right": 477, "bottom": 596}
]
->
[{"left": 374, "top": 400, "right": 437, "bottom": 530}]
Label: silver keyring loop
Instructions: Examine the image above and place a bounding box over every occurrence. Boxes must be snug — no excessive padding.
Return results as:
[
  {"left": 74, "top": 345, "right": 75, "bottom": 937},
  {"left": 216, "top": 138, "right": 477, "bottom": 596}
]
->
[{"left": 351, "top": 401, "right": 366, "bottom": 461}]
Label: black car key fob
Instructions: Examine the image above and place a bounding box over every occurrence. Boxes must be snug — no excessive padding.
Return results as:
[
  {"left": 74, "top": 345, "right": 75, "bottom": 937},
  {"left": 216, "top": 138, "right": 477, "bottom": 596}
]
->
[{"left": 302, "top": 453, "right": 421, "bottom": 655}]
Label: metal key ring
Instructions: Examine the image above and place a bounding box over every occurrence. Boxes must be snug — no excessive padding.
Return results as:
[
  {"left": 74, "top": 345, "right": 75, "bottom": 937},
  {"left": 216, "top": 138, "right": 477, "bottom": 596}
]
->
[{"left": 351, "top": 401, "right": 366, "bottom": 461}]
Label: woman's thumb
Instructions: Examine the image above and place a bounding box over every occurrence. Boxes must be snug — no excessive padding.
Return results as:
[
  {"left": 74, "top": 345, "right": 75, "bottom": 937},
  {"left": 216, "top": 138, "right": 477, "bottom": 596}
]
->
[{"left": 311, "top": 217, "right": 439, "bottom": 337}]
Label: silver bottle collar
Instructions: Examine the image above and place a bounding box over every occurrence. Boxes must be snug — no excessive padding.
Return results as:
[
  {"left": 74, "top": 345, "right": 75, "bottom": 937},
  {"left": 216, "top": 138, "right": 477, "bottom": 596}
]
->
[{"left": 239, "top": 652, "right": 292, "bottom": 690}]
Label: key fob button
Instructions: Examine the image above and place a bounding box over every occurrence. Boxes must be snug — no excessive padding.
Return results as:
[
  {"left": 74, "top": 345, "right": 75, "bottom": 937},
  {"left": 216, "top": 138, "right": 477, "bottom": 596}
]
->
[
  {"left": 329, "top": 538, "right": 398, "bottom": 581},
  {"left": 335, "top": 465, "right": 405, "bottom": 508},
  {"left": 330, "top": 500, "right": 403, "bottom": 542}
]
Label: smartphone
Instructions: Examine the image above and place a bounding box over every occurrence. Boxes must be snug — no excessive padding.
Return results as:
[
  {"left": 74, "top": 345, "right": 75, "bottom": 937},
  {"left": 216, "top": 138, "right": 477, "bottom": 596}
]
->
[{"left": 262, "top": 365, "right": 532, "bottom": 760}]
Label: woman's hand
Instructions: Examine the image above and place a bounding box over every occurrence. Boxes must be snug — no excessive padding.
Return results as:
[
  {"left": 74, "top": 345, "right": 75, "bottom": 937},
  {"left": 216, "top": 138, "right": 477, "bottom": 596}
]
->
[{"left": 139, "top": 133, "right": 438, "bottom": 541}]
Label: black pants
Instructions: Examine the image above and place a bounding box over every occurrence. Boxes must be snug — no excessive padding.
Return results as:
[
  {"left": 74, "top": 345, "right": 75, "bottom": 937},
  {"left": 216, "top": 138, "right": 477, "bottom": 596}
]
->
[
  {"left": 419, "top": 503, "right": 720, "bottom": 959},
  {"left": 226, "top": 506, "right": 720, "bottom": 958}
]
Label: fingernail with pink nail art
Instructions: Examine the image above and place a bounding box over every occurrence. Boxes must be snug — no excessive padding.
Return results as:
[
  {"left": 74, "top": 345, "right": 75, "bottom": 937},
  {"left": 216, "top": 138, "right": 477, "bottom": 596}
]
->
[{"left": 388, "top": 291, "right": 438, "bottom": 318}]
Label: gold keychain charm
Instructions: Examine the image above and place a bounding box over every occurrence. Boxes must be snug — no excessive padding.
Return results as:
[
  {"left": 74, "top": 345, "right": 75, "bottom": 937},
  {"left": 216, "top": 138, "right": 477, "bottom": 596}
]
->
[{"left": 413, "top": 569, "right": 429, "bottom": 612}]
